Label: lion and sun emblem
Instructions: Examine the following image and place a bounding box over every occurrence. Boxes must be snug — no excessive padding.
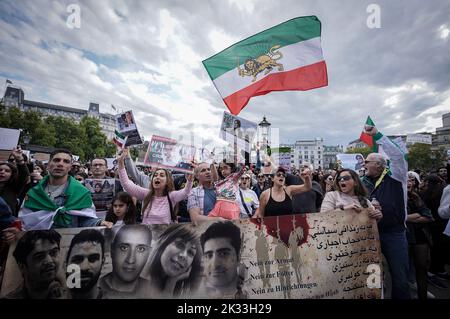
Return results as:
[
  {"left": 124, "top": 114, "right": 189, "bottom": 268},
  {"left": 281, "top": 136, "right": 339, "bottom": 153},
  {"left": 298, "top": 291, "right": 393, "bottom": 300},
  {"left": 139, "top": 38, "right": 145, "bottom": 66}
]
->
[{"left": 237, "top": 45, "right": 284, "bottom": 82}]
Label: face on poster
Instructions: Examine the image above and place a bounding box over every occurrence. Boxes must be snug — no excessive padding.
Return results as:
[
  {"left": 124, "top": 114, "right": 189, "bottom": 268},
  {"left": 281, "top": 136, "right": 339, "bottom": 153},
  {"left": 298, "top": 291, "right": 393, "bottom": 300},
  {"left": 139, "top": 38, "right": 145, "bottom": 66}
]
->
[
  {"left": 336, "top": 154, "right": 365, "bottom": 171},
  {"left": 85, "top": 179, "right": 115, "bottom": 214},
  {"left": 115, "top": 110, "right": 137, "bottom": 133},
  {"left": 220, "top": 112, "right": 257, "bottom": 151},
  {"left": 144, "top": 135, "right": 195, "bottom": 173},
  {"left": 1, "top": 210, "right": 382, "bottom": 299}
]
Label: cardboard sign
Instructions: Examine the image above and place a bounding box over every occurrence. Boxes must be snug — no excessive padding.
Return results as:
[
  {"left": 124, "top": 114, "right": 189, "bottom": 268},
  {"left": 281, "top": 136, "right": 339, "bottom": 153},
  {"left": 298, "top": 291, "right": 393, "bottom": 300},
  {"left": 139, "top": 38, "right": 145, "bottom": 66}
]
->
[
  {"left": 1, "top": 210, "right": 382, "bottom": 299},
  {"left": 272, "top": 147, "right": 292, "bottom": 172},
  {"left": 219, "top": 112, "right": 257, "bottom": 152},
  {"left": 0, "top": 127, "right": 20, "bottom": 150},
  {"left": 406, "top": 134, "right": 432, "bottom": 145},
  {"left": 144, "top": 135, "right": 195, "bottom": 173},
  {"left": 115, "top": 110, "right": 143, "bottom": 146},
  {"left": 85, "top": 178, "right": 115, "bottom": 216},
  {"left": 336, "top": 154, "right": 365, "bottom": 171}
]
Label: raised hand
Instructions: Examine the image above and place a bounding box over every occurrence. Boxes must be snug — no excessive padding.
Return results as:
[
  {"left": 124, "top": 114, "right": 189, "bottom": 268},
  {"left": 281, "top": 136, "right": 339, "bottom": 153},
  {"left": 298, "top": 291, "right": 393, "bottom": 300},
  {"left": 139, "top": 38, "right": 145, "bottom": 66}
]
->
[{"left": 364, "top": 125, "right": 378, "bottom": 136}]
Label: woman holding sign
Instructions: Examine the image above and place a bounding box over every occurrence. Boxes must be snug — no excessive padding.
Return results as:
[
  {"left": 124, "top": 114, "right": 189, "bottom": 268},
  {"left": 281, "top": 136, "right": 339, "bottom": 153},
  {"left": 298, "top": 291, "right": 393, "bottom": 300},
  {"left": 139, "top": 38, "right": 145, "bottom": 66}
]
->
[
  {"left": 117, "top": 149, "right": 193, "bottom": 224},
  {"left": 320, "top": 169, "right": 382, "bottom": 221}
]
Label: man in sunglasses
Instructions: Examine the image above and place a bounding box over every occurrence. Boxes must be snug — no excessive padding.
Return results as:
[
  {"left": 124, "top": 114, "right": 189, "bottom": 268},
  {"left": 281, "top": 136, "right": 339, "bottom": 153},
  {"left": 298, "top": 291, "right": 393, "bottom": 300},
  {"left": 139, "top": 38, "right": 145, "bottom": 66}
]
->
[
  {"left": 361, "top": 125, "right": 410, "bottom": 299},
  {"left": 252, "top": 173, "right": 269, "bottom": 198}
]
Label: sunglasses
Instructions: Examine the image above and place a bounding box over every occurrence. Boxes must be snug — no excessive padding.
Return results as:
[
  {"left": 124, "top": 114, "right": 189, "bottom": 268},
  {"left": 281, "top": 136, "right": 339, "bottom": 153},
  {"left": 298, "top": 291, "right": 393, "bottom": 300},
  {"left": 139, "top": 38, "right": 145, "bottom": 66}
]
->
[
  {"left": 364, "top": 160, "right": 377, "bottom": 164},
  {"left": 241, "top": 177, "right": 250, "bottom": 180},
  {"left": 258, "top": 175, "right": 265, "bottom": 178},
  {"left": 338, "top": 175, "right": 352, "bottom": 182},
  {"left": 276, "top": 172, "right": 286, "bottom": 178}
]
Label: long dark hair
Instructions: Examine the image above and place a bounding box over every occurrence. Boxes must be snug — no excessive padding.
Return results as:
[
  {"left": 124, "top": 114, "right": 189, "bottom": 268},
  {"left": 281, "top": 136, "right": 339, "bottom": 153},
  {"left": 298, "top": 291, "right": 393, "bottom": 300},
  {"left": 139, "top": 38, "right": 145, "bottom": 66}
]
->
[
  {"left": 420, "top": 175, "right": 444, "bottom": 214},
  {"left": 147, "top": 224, "right": 202, "bottom": 296},
  {"left": 334, "top": 169, "right": 369, "bottom": 208},
  {"left": 218, "top": 159, "right": 238, "bottom": 179},
  {"left": 106, "top": 192, "right": 137, "bottom": 225},
  {"left": 142, "top": 169, "right": 178, "bottom": 222},
  {"left": 0, "top": 162, "right": 19, "bottom": 186}
]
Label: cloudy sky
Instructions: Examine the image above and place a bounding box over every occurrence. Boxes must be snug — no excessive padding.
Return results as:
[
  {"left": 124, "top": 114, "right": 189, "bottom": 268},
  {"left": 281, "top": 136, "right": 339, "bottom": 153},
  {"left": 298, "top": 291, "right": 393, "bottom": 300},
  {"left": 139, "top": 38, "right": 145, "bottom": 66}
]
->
[{"left": 0, "top": 0, "right": 449, "bottom": 149}]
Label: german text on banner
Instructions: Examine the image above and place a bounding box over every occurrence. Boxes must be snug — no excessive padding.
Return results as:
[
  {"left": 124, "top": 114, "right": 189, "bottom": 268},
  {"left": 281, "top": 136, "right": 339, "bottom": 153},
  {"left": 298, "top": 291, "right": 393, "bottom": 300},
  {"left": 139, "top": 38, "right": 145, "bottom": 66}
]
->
[
  {"left": 1, "top": 210, "right": 381, "bottom": 299},
  {"left": 202, "top": 16, "right": 328, "bottom": 115}
]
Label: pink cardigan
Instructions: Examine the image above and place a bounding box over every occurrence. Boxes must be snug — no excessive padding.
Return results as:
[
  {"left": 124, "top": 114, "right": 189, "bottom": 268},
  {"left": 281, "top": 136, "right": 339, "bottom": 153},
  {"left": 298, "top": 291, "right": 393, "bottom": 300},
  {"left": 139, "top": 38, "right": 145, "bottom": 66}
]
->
[{"left": 119, "top": 168, "right": 192, "bottom": 224}]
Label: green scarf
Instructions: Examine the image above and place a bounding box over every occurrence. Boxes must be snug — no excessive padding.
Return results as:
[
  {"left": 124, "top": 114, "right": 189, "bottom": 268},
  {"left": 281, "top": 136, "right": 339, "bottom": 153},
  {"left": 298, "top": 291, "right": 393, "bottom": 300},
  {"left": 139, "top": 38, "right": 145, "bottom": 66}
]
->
[{"left": 24, "top": 176, "right": 93, "bottom": 227}]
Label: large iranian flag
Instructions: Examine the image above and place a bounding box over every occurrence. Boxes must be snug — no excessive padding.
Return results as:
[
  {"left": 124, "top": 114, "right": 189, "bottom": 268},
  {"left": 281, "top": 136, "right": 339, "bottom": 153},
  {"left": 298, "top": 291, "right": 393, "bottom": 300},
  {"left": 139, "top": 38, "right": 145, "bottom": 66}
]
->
[{"left": 202, "top": 16, "right": 328, "bottom": 115}]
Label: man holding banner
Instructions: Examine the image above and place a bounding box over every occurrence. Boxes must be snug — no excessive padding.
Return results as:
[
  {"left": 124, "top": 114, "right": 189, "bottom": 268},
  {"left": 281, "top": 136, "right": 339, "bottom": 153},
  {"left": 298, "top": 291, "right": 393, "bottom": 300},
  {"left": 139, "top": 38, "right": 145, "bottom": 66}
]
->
[{"left": 361, "top": 125, "right": 411, "bottom": 299}]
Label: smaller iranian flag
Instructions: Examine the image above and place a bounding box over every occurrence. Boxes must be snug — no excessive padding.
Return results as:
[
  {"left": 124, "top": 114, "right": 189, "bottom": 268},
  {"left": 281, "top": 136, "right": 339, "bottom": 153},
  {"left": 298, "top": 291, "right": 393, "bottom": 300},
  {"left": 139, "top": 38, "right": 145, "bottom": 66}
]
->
[
  {"left": 359, "top": 116, "right": 379, "bottom": 152},
  {"left": 202, "top": 16, "right": 328, "bottom": 115},
  {"left": 113, "top": 130, "right": 127, "bottom": 149}
]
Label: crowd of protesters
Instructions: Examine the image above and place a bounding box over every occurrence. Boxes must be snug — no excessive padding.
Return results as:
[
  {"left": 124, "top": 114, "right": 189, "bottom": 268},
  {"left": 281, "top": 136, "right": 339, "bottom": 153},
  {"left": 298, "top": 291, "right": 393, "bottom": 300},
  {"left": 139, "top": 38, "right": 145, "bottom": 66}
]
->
[{"left": 1, "top": 126, "right": 450, "bottom": 299}]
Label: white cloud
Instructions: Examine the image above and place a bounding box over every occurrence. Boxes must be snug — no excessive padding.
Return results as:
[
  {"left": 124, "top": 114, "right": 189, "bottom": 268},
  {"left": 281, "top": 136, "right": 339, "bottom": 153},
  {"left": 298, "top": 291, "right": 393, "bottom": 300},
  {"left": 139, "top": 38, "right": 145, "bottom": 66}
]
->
[
  {"left": 0, "top": 0, "right": 448, "bottom": 150},
  {"left": 438, "top": 24, "right": 449, "bottom": 39}
]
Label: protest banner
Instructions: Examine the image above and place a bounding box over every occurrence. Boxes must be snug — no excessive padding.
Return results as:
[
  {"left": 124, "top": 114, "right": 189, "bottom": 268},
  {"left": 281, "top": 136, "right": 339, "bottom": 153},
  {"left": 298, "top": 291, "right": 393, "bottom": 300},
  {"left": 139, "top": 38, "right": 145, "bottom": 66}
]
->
[
  {"left": 271, "top": 147, "right": 292, "bottom": 172},
  {"left": 115, "top": 110, "right": 143, "bottom": 146},
  {"left": 144, "top": 135, "right": 195, "bottom": 174},
  {"left": 219, "top": 112, "right": 257, "bottom": 153},
  {"left": 1, "top": 210, "right": 381, "bottom": 299},
  {"left": 336, "top": 154, "right": 365, "bottom": 171},
  {"left": 0, "top": 127, "right": 20, "bottom": 150},
  {"left": 406, "top": 133, "right": 432, "bottom": 145},
  {"left": 85, "top": 178, "right": 115, "bottom": 218},
  {"left": 196, "top": 147, "right": 214, "bottom": 164}
]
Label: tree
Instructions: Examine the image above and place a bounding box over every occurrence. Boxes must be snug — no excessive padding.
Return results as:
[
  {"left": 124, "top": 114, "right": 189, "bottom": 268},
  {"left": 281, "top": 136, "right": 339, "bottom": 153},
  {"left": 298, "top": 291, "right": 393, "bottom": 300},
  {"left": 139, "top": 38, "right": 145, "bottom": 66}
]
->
[
  {"left": 79, "top": 116, "right": 115, "bottom": 160},
  {"left": 408, "top": 143, "right": 446, "bottom": 172},
  {"left": 0, "top": 105, "right": 115, "bottom": 162},
  {"left": 48, "top": 116, "right": 86, "bottom": 159},
  {"left": 345, "top": 146, "right": 372, "bottom": 158}
]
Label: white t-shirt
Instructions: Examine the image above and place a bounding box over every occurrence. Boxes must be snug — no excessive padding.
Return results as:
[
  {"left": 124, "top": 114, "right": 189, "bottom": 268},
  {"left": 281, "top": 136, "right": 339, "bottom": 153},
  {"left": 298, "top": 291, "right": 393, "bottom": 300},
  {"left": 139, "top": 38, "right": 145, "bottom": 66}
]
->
[{"left": 237, "top": 188, "right": 259, "bottom": 218}]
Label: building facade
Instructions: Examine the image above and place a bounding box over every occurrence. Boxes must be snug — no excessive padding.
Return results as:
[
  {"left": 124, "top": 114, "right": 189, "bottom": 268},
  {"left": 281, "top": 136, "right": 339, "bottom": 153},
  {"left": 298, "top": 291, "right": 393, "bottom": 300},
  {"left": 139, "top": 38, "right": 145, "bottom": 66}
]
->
[
  {"left": 1, "top": 86, "right": 116, "bottom": 139},
  {"left": 433, "top": 112, "right": 450, "bottom": 152},
  {"left": 323, "top": 145, "right": 344, "bottom": 169},
  {"left": 281, "top": 138, "right": 324, "bottom": 170}
]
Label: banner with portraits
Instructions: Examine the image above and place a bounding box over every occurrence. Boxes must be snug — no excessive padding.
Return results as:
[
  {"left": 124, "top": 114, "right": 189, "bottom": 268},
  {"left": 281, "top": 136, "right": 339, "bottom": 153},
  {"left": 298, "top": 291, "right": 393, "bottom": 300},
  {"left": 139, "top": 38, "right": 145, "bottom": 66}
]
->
[
  {"left": 219, "top": 112, "right": 257, "bottom": 153},
  {"left": 1, "top": 210, "right": 381, "bottom": 299},
  {"left": 115, "top": 110, "right": 143, "bottom": 146},
  {"left": 144, "top": 135, "right": 195, "bottom": 174}
]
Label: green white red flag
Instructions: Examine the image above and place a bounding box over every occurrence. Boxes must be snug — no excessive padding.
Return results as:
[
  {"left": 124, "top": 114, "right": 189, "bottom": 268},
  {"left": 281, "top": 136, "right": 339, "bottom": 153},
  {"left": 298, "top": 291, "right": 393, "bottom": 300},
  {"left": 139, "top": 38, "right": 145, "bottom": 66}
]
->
[
  {"left": 202, "top": 16, "right": 328, "bottom": 115},
  {"left": 359, "top": 116, "right": 378, "bottom": 152},
  {"left": 113, "top": 130, "right": 127, "bottom": 149}
]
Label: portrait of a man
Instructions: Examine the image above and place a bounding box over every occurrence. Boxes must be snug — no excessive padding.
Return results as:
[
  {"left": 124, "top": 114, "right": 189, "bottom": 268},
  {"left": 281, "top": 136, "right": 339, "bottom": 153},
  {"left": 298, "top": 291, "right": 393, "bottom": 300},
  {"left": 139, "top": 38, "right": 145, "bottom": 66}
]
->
[
  {"left": 6, "top": 230, "right": 64, "bottom": 299},
  {"left": 66, "top": 229, "right": 105, "bottom": 299},
  {"left": 99, "top": 225, "right": 152, "bottom": 298},
  {"left": 199, "top": 221, "right": 246, "bottom": 299}
]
